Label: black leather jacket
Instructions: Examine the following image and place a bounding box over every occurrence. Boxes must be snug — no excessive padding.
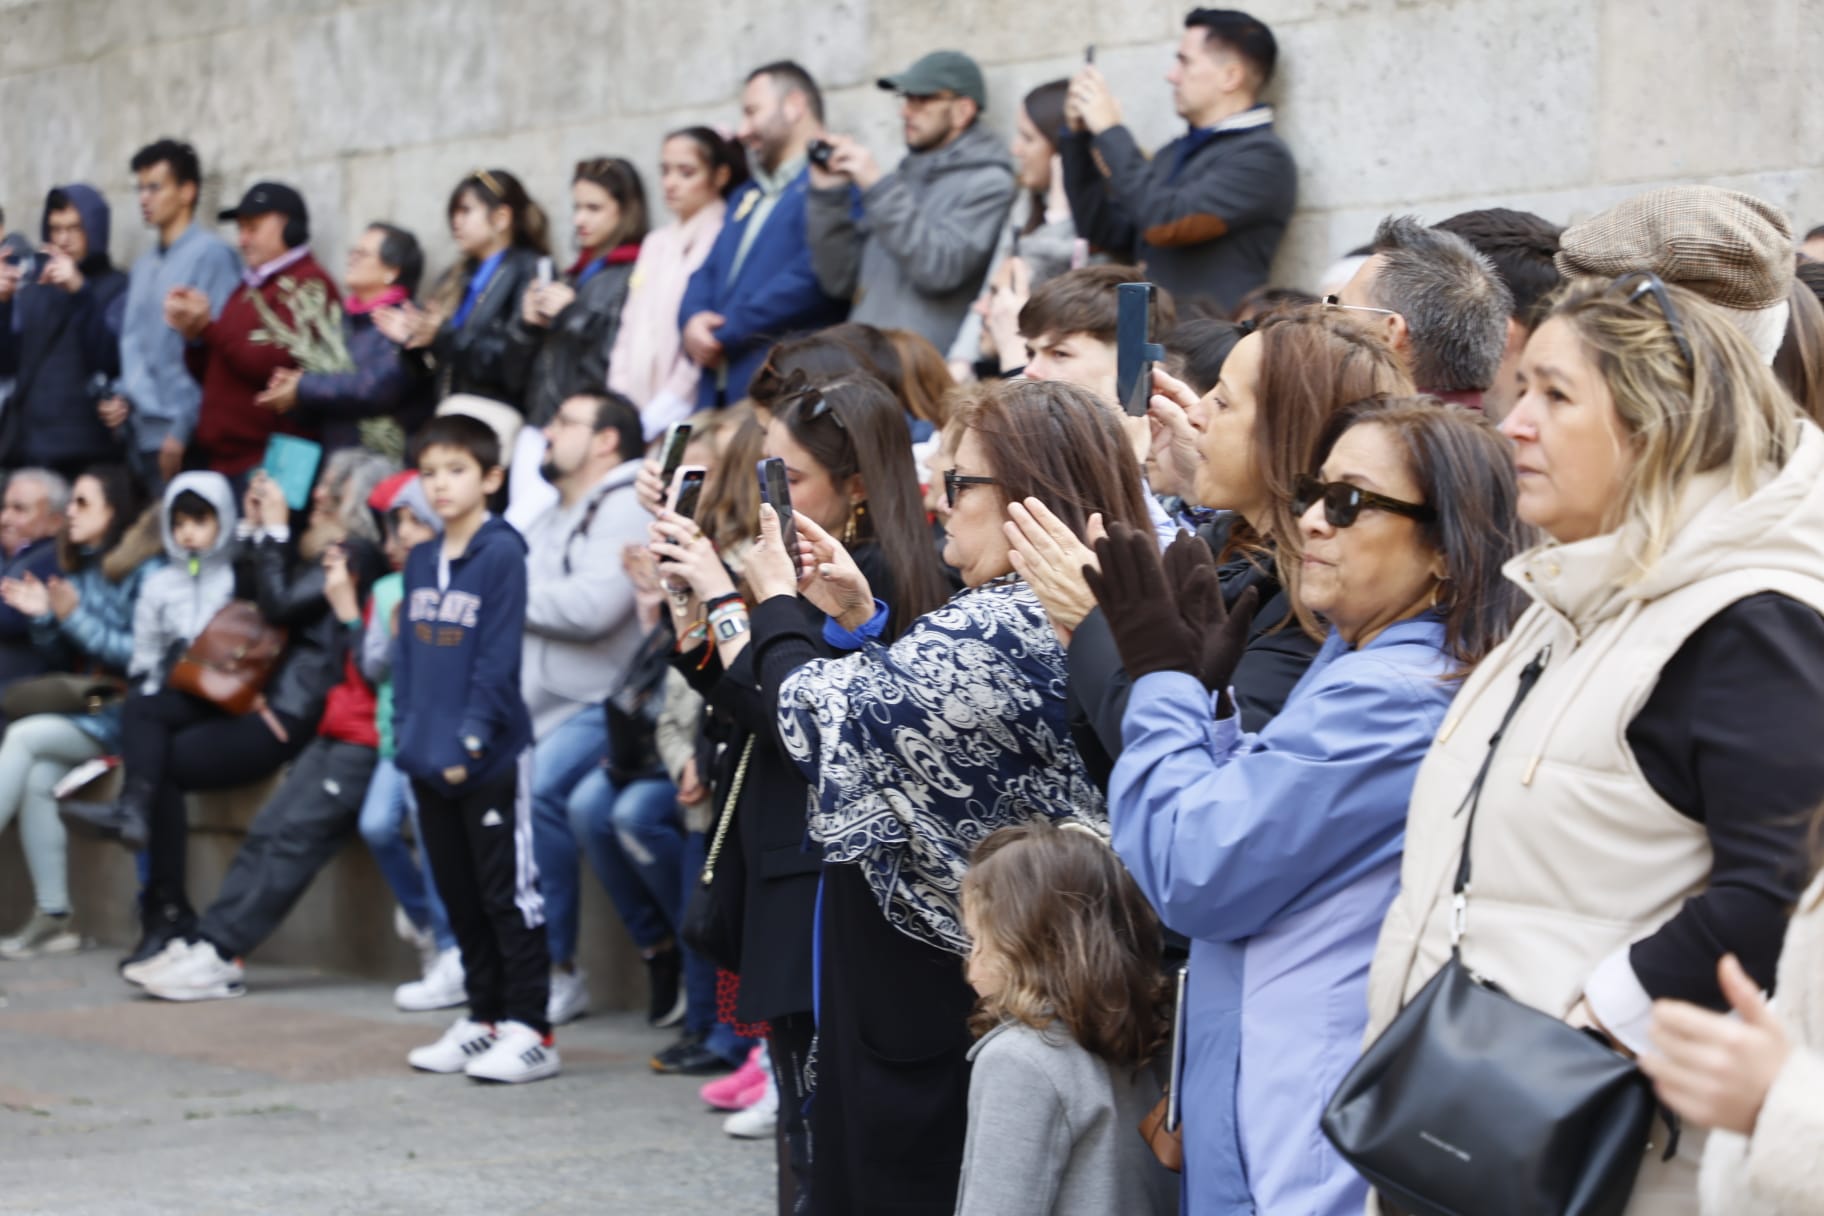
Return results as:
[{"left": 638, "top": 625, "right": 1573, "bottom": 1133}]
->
[{"left": 239, "top": 533, "right": 386, "bottom": 730}]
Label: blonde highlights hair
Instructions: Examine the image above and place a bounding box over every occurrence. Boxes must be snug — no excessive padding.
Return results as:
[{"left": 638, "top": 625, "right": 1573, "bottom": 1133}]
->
[
  {"left": 1547, "top": 277, "right": 1802, "bottom": 581},
  {"left": 962, "top": 822, "right": 1168, "bottom": 1070}
]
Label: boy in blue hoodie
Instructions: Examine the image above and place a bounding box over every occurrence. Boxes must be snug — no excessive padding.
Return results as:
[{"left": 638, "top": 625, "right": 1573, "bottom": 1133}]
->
[{"left": 395, "top": 414, "right": 554, "bottom": 1083}]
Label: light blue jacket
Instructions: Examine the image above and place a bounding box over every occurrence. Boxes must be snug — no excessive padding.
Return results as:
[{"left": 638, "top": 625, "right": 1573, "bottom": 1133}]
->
[
  {"left": 1109, "top": 616, "right": 1456, "bottom": 1216},
  {"left": 117, "top": 221, "right": 240, "bottom": 452}
]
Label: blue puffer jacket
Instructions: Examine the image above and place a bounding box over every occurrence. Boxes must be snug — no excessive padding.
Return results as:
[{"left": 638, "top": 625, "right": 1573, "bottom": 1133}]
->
[{"left": 28, "top": 510, "right": 165, "bottom": 751}]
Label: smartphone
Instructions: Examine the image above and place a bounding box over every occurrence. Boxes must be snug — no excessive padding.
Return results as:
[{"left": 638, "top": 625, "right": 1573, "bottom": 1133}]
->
[
  {"left": 1084, "top": 44, "right": 1096, "bottom": 65},
  {"left": 535, "top": 256, "right": 554, "bottom": 287},
  {"left": 1116, "top": 281, "right": 1165, "bottom": 417},
  {"left": 1165, "top": 963, "right": 1188, "bottom": 1132},
  {"left": 657, "top": 422, "right": 693, "bottom": 483},
  {"left": 669, "top": 465, "right": 708, "bottom": 520},
  {"left": 759, "top": 457, "right": 799, "bottom": 575}
]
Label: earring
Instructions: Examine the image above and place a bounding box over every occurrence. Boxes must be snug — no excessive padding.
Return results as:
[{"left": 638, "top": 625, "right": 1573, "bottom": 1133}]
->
[
  {"left": 1428, "top": 577, "right": 1452, "bottom": 612},
  {"left": 844, "top": 501, "right": 867, "bottom": 547}
]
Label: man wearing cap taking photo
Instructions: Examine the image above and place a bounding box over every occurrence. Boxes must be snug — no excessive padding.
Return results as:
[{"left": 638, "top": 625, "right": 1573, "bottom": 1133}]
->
[
  {"left": 1062, "top": 8, "right": 1296, "bottom": 315},
  {"left": 164, "top": 181, "right": 338, "bottom": 478},
  {"left": 805, "top": 49, "right": 1016, "bottom": 353}
]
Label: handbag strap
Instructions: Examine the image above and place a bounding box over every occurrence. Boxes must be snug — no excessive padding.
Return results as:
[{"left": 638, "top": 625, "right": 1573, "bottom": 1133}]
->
[
  {"left": 697, "top": 736, "right": 755, "bottom": 887},
  {"left": 1448, "top": 644, "right": 1551, "bottom": 950}
]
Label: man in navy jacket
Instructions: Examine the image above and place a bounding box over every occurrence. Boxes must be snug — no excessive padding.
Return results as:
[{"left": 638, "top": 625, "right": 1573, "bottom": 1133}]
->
[{"left": 679, "top": 60, "right": 847, "bottom": 409}]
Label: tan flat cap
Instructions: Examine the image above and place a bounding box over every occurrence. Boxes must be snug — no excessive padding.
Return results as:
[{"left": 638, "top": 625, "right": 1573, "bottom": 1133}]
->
[{"left": 1557, "top": 186, "right": 1794, "bottom": 358}]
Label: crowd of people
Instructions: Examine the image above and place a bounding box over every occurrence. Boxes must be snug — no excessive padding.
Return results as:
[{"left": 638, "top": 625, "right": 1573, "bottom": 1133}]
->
[{"left": 3, "top": 7, "right": 1824, "bottom": 1215}]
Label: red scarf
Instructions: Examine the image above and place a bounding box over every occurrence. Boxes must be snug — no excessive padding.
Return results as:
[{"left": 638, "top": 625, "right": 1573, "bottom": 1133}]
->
[
  {"left": 346, "top": 285, "right": 410, "bottom": 316},
  {"left": 568, "top": 240, "right": 642, "bottom": 280}
]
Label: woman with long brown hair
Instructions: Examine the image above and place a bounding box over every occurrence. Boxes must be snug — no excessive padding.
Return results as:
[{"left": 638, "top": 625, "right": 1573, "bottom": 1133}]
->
[
  {"left": 648, "top": 373, "right": 948, "bottom": 1210},
  {"left": 731, "top": 378, "right": 1151, "bottom": 1215}
]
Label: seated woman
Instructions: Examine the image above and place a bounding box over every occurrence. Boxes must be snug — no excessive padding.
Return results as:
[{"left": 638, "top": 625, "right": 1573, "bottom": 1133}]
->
[
  {"left": 740, "top": 378, "right": 1154, "bottom": 1215},
  {"left": 0, "top": 466, "right": 158, "bottom": 958},
  {"left": 1093, "top": 398, "right": 1525, "bottom": 1216},
  {"left": 1367, "top": 276, "right": 1824, "bottom": 1215},
  {"left": 60, "top": 454, "right": 392, "bottom": 970},
  {"left": 258, "top": 222, "right": 432, "bottom": 459}
]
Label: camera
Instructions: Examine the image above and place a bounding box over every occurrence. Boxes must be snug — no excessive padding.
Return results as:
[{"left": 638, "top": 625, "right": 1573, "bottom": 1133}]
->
[
  {"left": 807, "top": 139, "right": 836, "bottom": 170},
  {"left": 4, "top": 249, "right": 40, "bottom": 279}
]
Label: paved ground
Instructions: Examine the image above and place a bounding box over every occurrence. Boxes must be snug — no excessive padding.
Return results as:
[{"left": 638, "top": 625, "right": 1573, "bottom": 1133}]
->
[{"left": 0, "top": 950, "right": 772, "bottom": 1215}]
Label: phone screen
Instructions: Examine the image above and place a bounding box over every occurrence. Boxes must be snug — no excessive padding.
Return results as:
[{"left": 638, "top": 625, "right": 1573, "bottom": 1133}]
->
[
  {"left": 658, "top": 423, "right": 693, "bottom": 482},
  {"left": 760, "top": 457, "right": 799, "bottom": 574},
  {"left": 670, "top": 465, "right": 708, "bottom": 520}
]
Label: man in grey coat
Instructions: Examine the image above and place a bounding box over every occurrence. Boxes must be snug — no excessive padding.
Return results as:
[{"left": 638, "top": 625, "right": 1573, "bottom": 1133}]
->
[{"left": 805, "top": 50, "right": 1017, "bottom": 353}]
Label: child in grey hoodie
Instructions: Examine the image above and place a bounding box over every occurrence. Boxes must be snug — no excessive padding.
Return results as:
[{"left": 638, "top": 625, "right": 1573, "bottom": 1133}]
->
[{"left": 127, "top": 471, "right": 241, "bottom": 692}]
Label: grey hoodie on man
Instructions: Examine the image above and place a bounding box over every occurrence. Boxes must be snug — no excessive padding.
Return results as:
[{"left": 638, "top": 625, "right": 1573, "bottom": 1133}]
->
[
  {"left": 128, "top": 471, "right": 240, "bottom": 691},
  {"left": 805, "top": 122, "right": 1017, "bottom": 352}
]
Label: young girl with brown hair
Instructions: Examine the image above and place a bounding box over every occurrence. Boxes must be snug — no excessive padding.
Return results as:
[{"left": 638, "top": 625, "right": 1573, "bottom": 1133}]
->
[{"left": 954, "top": 821, "right": 1178, "bottom": 1216}]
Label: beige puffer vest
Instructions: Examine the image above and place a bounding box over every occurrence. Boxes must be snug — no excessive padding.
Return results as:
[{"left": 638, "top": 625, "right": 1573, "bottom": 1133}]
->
[{"left": 1365, "top": 422, "right": 1824, "bottom": 1216}]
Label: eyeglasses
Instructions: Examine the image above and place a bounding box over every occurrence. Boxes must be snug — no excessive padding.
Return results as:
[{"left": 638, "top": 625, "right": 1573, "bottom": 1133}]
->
[
  {"left": 1292, "top": 474, "right": 1435, "bottom": 528},
  {"left": 1322, "top": 293, "right": 1398, "bottom": 319},
  {"left": 1611, "top": 271, "right": 1696, "bottom": 372},
  {"left": 944, "top": 468, "right": 998, "bottom": 508}
]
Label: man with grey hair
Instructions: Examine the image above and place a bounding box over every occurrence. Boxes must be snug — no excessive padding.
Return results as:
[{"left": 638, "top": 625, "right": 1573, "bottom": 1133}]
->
[
  {"left": 0, "top": 468, "right": 71, "bottom": 686},
  {"left": 1333, "top": 215, "right": 1513, "bottom": 409}
]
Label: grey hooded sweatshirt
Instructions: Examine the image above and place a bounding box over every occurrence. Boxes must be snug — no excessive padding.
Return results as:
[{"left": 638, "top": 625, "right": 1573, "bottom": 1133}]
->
[
  {"left": 128, "top": 471, "right": 240, "bottom": 690},
  {"left": 805, "top": 122, "right": 1017, "bottom": 352}
]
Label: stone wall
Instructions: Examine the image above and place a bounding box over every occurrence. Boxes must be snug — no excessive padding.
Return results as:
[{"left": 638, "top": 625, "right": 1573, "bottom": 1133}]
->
[{"left": 2, "top": 0, "right": 1818, "bottom": 297}]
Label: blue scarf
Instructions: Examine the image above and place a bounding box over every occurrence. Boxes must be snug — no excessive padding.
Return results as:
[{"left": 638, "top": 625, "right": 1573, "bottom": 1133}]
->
[
  {"left": 778, "top": 581, "right": 1106, "bottom": 954},
  {"left": 450, "top": 249, "right": 506, "bottom": 331}
]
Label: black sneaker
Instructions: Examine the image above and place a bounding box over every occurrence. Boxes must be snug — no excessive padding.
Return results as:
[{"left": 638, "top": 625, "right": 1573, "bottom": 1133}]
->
[
  {"left": 650, "top": 1030, "right": 704, "bottom": 1073},
  {"left": 654, "top": 1040, "right": 740, "bottom": 1077},
  {"left": 644, "top": 947, "right": 685, "bottom": 1029}
]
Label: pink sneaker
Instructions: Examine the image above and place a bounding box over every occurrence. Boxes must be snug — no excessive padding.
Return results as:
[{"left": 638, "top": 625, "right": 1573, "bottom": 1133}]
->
[
  {"left": 730, "top": 1074, "right": 769, "bottom": 1111},
  {"left": 700, "top": 1044, "right": 767, "bottom": 1110}
]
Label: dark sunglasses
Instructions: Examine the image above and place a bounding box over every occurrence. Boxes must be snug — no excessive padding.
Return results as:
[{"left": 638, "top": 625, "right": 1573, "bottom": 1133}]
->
[
  {"left": 1611, "top": 271, "right": 1696, "bottom": 372},
  {"left": 944, "top": 468, "right": 998, "bottom": 508},
  {"left": 1292, "top": 474, "right": 1435, "bottom": 528}
]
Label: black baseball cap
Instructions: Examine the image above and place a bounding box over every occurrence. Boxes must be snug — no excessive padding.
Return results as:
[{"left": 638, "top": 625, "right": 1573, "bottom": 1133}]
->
[{"left": 218, "top": 181, "right": 308, "bottom": 228}]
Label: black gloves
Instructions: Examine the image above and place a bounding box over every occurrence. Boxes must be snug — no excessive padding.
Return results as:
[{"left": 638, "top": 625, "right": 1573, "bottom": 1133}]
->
[
  {"left": 1163, "top": 532, "right": 1258, "bottom": 715},
  {"left": 1085, "top": 523, "right": 1200, "bottom": 682}
]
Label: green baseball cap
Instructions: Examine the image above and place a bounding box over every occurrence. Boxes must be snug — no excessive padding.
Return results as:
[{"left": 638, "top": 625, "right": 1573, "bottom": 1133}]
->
[{"left": 878, "top": 50, "right": 987, "bottom": 108}]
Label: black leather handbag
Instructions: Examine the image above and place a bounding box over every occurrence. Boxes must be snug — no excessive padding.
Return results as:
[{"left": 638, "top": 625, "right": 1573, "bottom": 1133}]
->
[
  {"left": 680, "top": 737, "right": 754, "bottom": 973},
  {"left": 1321, "top": 646, "right": 1673, "bottom": 1216}
]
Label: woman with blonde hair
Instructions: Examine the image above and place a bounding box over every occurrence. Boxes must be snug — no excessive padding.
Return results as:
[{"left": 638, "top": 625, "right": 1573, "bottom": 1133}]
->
[{"left": 1365, "top": 275, "right": 1824, "bottom": 1215}]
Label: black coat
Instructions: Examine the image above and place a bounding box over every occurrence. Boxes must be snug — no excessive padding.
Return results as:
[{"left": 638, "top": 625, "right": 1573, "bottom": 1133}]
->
[
  {"left": 1067, "top": 545, "right": 1321, "bottom": 790},
  {"left": 414, "top": 247, "right": 541, "bottom": 410},
  {"left": 239, "top": 533, "right": 386, "bottom": 731},
  {"left": 502, "top": 251, "right": 637, "bottom": 427}
]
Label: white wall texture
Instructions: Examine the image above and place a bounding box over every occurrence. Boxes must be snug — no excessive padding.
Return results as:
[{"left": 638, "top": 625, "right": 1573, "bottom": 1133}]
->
[{"left": 1, "top": 0, "right": 1819, "bottom": 297}]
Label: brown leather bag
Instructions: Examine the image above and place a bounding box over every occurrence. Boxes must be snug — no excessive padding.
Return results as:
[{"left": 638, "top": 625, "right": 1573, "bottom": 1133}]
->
[{"left": 166, "top": 601, "right": 288, "bottom": 720}]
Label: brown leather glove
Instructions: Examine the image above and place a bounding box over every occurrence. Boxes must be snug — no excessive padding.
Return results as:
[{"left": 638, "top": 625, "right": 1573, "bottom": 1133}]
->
[
  {"left": 1084, "top": 523, "right": 1199, "bottom": 681},
  {"left": 1164, "top": 532, "right": 1259, "bottom": 713}
]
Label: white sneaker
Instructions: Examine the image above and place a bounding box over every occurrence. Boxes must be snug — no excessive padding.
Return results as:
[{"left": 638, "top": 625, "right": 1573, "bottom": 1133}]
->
[
  {"left": 140, "top": 940, "right": 246, "bottom": 1002},
  {"left": 0, "top": 909, "right": 81, "bottom": 960},
  {"left": 546, "top": 967, "right": 589, "bottom": 1026},
  {"left": 408, "top": 1017, "right": 496, "bottom": 1073},
  {"left": 121, "top": 936, "right": 195, "bottom": 987},
  {"left": 723, "top": 1067, "right": 779, "bottom": 1139},
  {"left": 393, "top": 906, "right": 439, "bottom": 974},
  {"left": 464, "top": 1019, "right": 560, "bottom": 1084},
  {"left": 394, "top": 947, "right": 466, "bottom": 1012}
]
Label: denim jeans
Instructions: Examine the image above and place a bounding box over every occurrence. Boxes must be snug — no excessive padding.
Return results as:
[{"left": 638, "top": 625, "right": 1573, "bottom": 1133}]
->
[
  {"left": 529, "top": 707, "right": 609, "bottom": 967},
  {"left": 358, "top": 756, "right": 454, "bottom": 952},
  {"left": 567, "top": 769, "right": 684, "bottom": 952},
  {"left": 680, "top": 827, "right": 755, "bottom": 1066}
]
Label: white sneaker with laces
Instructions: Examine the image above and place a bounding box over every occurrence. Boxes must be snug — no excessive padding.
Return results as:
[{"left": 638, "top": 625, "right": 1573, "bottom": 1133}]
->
[
  {"left": 121, "top": 936, "right": 195, "bottom": 987},
  {"left": 408, "top": 1017, "right": 496, "bottom": 1073},
  {"left": 723, "top": 1067, "right": 779, "bottom": 1139},
  {"left": 140, "top": 941, "right": 246, "bottom": 1002},
  {"left": 0, "top": 909, "right": 81, "bottom": 960},
  {"left": 393, "top": 906, "right": 439, "bottom": 975},
  {"left": 465, "top": 1019, "right": 560, "bottom": 1084},
  {"left": 546, "top": 967, "right": 589, "bottom": 1026},
  {"left": 394, "top": 947, "right": 466, "bottom": 1012}
]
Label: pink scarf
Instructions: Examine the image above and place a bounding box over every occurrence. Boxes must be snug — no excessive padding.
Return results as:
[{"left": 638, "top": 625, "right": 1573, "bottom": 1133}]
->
[{"left": 346, "top": 285, "right": 410, "bottom": 316}]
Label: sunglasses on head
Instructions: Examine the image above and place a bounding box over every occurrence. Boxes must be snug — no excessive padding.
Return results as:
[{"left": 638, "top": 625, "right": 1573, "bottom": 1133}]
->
[
  {"left": 1292, "top": 474, "right": 1435, "bottom": 528},
  {"left": 1610, "top": 271, "right": 1696, "bottom": 372}
]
